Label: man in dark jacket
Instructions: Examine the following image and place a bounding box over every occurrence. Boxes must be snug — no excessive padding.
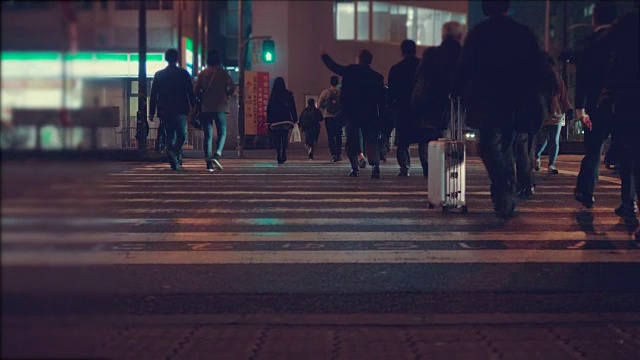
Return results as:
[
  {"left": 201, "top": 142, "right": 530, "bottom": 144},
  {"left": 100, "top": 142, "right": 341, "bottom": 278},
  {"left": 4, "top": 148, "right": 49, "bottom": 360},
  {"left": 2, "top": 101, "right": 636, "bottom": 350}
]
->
[
  {"left": 321, "top": 48, "right": 385, "bottom": 178},
  {"left": 574, "top": 2, "right": 628, "bottom": 212},
  {"left": 453, "top": 0, "right": 545, "bottom": 219},
  {"left": 388, "top": 40, "right": 421, "bottom": 177},
  {"left": 149, "top": 48, "right": 196, "bottom": 170},
  {"left": 600, "top": 1, "right": 640, "bottom": 230},
  {"left": 412, "top": 22, "right": 463, "bottom": 178}
]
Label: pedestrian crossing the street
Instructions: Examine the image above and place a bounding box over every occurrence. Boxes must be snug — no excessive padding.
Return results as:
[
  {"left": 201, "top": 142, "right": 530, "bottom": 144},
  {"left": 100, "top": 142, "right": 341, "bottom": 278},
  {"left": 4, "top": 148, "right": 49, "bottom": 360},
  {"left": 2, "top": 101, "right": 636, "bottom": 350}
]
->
[{"left": 2, "top": 156, "right": 639, "bottom": 267}]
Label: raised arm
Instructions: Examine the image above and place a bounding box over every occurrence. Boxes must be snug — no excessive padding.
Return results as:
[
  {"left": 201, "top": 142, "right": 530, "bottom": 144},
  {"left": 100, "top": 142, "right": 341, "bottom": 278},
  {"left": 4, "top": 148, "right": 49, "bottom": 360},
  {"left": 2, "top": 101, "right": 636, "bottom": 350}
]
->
[{"left": 321, "top": 53, "right": 348, "bottom": 77}]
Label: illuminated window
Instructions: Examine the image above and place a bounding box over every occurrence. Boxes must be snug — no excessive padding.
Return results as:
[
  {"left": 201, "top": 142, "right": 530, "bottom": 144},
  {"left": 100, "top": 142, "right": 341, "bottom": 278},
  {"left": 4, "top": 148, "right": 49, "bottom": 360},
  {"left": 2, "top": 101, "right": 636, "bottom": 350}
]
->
[
  {"left": 336, "top": 2, "right": 355, "bottom": 40},
  {"left": 356, "top": 1, "right": 369, "bottom": 41},
  {"left": 336, "top": 1, "right": 467, "bottom": 45},
  {"left": 372, "top": 2, "right": 390, "bottom": 42}
]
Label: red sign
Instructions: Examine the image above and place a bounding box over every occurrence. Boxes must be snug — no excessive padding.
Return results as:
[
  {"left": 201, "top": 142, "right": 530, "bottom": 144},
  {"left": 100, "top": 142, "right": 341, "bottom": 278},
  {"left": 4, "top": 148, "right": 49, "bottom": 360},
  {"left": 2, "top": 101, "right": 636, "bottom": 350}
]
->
[{"left": 256, "top": 72, "right": 269, "bottom": 135}]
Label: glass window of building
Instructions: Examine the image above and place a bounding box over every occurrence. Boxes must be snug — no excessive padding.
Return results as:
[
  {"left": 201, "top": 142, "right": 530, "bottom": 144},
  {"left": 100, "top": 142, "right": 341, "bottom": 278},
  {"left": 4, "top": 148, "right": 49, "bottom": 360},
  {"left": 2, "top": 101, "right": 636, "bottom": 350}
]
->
[
  {"left": 356, "top": 1, "right": 370, "bottom": 41},
  {"left": 335, "top": 1, "right": 355, "bottom": 40},
  {"left": 335, "top": 1, "right": 466, "bottom": 44},
  {"left": 372, "top": 2, "right": 390, "bottom": 42}
]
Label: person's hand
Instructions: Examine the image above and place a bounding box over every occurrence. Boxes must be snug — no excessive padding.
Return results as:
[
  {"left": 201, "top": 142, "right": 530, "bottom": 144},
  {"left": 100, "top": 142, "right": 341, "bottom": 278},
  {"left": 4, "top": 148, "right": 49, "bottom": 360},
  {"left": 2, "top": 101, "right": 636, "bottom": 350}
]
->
[
  {"left": 319, "top": 45, "right": 327, "bottom": 56},
  {"left": 148, "top": 115, "right": 154, "bottom": 122},
  {"left": 580, "top": 114, "right": 592, "bottom": 131}
]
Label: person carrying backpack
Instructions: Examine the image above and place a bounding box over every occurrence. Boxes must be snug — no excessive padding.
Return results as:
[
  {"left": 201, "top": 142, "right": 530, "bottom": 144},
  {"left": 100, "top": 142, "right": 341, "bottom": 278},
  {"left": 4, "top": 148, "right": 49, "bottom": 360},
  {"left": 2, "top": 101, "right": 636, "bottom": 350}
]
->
[
  {"left": 318, "top": 76, "right": 343, "bottom": 162},
  {"left": 299, "top": 98, "right": 324, "bottom": 160}
]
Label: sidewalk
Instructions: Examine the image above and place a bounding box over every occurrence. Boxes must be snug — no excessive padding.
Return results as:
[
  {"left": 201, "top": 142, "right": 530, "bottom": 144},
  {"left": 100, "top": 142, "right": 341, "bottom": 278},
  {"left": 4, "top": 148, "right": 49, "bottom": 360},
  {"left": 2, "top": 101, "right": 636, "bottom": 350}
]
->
[{"left": 3, "top": 313, "right": 640, "bottom": 359}]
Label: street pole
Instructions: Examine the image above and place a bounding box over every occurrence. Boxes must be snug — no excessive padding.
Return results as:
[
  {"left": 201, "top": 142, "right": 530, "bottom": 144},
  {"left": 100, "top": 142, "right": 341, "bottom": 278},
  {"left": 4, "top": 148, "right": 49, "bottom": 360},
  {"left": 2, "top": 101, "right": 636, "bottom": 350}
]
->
[
  {"left": 135, "top": 0, "right": 148, "bottom": 151},
  {"left": 237, "top": 0, "right": 244, "bottom": 157},
  {"left": 544, "top": 0, "right": 550, "bottom": 52}
]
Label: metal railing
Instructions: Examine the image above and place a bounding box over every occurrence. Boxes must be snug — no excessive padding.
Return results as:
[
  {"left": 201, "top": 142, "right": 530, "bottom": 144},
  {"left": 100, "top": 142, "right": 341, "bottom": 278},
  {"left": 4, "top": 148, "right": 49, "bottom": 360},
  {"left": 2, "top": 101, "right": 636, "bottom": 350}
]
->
[{"left": 116, "top": 125, "right": 204, "bottom": 150}]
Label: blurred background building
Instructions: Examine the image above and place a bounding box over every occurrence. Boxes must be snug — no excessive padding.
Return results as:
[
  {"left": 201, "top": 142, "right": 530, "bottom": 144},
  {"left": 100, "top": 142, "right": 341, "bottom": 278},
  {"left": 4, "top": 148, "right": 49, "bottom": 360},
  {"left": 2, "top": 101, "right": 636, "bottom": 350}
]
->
[{"left": 2, "top": 0, "right": 634, "bottom": 151}]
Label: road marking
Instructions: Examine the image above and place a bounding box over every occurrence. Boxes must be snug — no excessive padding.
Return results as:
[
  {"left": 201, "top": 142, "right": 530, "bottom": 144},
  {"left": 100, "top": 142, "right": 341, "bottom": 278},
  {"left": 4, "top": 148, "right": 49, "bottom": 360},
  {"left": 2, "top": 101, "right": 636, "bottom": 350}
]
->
[
  {"left": 3, "top": 249, "right": 639, "bottom": 265},
  {"left": 559, "top": 169, "right": 621, "bottom": 185},
  {"left": 0, "top": 215, "right": 632, "bottom": 227},
  {"left": 3, "top": 231, "right": 636, "bottom": 244}
]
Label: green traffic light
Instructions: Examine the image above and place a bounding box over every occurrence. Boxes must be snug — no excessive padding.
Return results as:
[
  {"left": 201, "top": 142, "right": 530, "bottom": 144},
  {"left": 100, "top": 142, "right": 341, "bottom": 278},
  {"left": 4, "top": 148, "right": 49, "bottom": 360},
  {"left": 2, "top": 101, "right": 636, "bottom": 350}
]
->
[{"left": 262, "top": 40, "right": 275, "bottom": 63}]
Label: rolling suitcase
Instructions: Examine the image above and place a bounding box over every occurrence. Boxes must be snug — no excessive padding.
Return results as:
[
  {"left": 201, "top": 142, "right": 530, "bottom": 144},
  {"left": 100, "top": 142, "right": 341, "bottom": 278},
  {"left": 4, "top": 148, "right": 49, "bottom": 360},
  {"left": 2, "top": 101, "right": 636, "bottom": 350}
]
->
[{"left": 427, "top": 97, "right": 467, "bottom": 213}]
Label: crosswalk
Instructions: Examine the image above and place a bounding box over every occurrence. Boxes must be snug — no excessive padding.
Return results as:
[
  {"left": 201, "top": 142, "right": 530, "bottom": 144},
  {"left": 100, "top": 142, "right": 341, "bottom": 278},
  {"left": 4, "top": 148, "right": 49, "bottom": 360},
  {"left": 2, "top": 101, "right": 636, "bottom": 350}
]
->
[{"left": 2, "top": 156, "right": 639, "bottom": 267}]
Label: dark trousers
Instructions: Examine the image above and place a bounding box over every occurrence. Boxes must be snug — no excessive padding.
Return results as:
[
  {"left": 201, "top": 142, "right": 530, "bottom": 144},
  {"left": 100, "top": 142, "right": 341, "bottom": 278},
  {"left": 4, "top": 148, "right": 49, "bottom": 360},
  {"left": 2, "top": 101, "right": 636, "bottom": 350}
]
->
[
  {"left": 616, "top": 110, "right": 639, "bottom": 208},
  {"left": 576, "top": 112, "right": 612, "bottom": 197},
  {"left": 345, "top": 119, "right": 380, "bottom": 171},
  {"left": 156, "top": 118, "right": 167, "bottom": 152},
  {"left": 324, "top": 117, "right": 342, "bottom": 158},
  {"left": 478, "top": 127, "right": 517, "bottom": 203},
  {"left": 304, "top": 127, "right": 319, "bottom": 157},
  {"left": 514, "top": 132, "right": 536, "bottom": 190},
  {"left": 162, "top": 114, "right": 187, "bottom": 167},
  {"left": 397, "top": 128, "right": 444, "bottom": 175},
  {"left": 270, "top": 129, "right": 289, "bottom": 164}
]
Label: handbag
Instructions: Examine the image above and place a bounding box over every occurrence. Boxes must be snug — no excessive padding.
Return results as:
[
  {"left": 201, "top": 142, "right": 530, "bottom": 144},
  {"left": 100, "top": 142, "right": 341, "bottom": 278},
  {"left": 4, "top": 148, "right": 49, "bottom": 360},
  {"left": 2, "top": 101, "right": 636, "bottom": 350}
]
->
[{"left": 289, "top": 123, "right": 301, "bottom": 143}]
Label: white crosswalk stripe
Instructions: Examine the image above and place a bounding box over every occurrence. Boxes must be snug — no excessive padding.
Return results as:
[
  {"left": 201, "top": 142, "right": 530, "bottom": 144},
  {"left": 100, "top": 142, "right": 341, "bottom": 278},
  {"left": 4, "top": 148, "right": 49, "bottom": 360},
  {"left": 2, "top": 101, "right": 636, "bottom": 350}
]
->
[{"left": 2, "top": 158, "right": 638, "bottom": 266}]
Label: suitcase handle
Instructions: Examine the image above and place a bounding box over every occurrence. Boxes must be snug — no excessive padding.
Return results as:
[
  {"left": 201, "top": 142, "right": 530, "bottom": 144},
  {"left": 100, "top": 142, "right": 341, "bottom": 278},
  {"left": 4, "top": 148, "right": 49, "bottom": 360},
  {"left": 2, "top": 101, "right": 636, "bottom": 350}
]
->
[{"left": 449, "top": 97, "right": 463, "bottom": 141}]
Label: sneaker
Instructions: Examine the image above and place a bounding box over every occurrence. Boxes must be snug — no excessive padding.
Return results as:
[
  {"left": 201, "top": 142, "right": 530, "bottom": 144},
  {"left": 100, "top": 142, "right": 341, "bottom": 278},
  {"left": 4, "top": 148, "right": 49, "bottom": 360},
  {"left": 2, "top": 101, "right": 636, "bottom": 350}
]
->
[
  {"left": 615, "top": 204, "right": 638, "bottom": 218},
  {"left": 371, "top": 166, "right": 381, "bottom": 179},
  {"left": 337, "top": 156, "right": 343, "bottom": 162},
  {"left": 206, "top": 161, "right": 215, "bottom": 173},
  {"left": 517, "top": 186, "right": 535, "bottom": 200},
  {"left": 574, "top": 189, "right": 595, "bottom": 209},
  {"left": 548, "top": 165, "right": 558, "bottom": 174},
  {"left": 398, "top": 169, "right": 409, "bottom": 177},
  {"left": 330, "top": 156, "right": 338, "bottom": 163},
  {"left": 535, "top": 158, "right": 541, "bottom": 172},
  {"left": 348, "top": 170, "right": 359, "bottom": 177}
]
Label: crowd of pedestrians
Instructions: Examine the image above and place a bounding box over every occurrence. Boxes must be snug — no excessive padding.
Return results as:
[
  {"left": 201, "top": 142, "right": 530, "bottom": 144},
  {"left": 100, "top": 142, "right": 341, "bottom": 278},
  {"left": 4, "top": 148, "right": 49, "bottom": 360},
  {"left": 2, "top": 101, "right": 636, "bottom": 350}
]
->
[{"left": 148, "top": 0, "right": 639, "bottom": 238}]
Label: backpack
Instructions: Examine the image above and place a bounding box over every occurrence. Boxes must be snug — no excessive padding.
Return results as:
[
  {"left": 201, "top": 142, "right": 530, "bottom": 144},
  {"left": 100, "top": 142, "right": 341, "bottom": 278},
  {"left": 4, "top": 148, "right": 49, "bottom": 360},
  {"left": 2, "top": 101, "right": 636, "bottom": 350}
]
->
[{"left": 324, "top": 89, "right": 341, "bottom": 115}]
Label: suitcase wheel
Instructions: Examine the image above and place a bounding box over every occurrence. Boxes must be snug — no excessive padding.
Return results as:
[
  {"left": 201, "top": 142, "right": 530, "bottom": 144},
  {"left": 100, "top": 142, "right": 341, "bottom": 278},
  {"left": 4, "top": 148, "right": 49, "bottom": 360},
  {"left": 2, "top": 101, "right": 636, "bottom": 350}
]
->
[{"left": 461, "top": 205, "right": 468, "bottom": 214}]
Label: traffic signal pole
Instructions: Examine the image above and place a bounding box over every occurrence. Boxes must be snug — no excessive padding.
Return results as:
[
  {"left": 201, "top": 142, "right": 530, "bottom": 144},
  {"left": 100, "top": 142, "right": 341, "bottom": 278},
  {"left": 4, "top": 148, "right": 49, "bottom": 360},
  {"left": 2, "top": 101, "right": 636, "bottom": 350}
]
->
[{"left": 236, "top": 0, "right": 271, "bottom": 158}]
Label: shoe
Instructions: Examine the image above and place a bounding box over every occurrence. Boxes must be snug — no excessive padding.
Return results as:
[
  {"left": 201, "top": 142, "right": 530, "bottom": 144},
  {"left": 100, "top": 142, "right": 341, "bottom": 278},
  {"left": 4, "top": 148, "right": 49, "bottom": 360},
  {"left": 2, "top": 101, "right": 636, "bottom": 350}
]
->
[
  {"left": 574, "top": 189, "right": 595, "bottom": 209},
  {"left": 358, "top": 156, "right": 367, "bottom": 169},
  {"left": 212, "top": 158, "right": 223, "bottom": 171},
  {"left": 517, "top": 186, "right": 535, "bottom": 200},
  {"left": 371, "top": 166, "right": 380, "bottom": 179},
  {"left": 206, "top": 161, "right": 215, "bottom": 173},
  {"left": 398, "top": 169, "right": 409, "bottom": 177},
  {"left": 331, "top": 156, "right": 338, "bottom": 163},
  {"left": 337, "top": 156, "right": 343, "bottom": 162},
  {"left": 548, "top": 165, "right": 558, "bottom": 174},
  {"left": 615, "top": 204, "right": 638, "bottom": 218},
  {"left": 535, "top": 158, "right": 541, "bottom": 172},
  {"left": 495, "top": 195, "right": 516, "bottom": 219},
  {"left": 348, "top": 170, "right": 359, "bottom": 177}
]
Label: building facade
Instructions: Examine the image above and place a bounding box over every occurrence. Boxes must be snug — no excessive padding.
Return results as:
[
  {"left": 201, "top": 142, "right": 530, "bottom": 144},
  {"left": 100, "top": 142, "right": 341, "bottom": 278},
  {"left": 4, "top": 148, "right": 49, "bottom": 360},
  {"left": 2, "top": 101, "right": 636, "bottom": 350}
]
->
[
  {"left": 1, "top": 0, "right": 207, "bottom": 149},
  {"left": 235, "top": 0, "right": 467, "bottom": 149}
]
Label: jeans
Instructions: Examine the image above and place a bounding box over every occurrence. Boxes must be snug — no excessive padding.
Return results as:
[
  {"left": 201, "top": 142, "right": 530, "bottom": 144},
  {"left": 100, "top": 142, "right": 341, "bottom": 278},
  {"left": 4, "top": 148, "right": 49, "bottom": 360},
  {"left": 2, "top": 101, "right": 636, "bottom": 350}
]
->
[
  {"left": 163, "top": 114, "right": 187, "bottom": 167},
  {"left": 270, "top": 129, "right": 289, "bottom": 163},
  {"left": 202, "top": 112, "right": 227, "bottom": 160},
  {"left": 576, "top": 111, "right": 612, "bottom": 196},
  {"left": 535, "top": 123, "right": 562, "bottom": 166},
  {"left": 324, "top": 117, "right": 342, "bottom": 158},
  {"left": 478, "top": 127, "right": 517, "bottom": 203},
  {"left": 345, "top": 118, "right": 380, "bottom": 171},
  {"left": 515, "top": 132, "right": 536, "bottom": 190}
]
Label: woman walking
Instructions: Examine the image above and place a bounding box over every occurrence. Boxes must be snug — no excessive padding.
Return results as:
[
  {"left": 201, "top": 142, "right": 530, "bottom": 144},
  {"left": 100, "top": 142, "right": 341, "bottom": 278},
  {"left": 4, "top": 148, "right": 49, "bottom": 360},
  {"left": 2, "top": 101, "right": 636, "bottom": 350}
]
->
[
  {"left": 299, "top": 98, "right": 323, "bottom": 160},
  {"left": 535, "top": 53, "right": 572, "bottom": 174},
  {"left": 267, "top": 77, "right": 298, "bottom": 165}
]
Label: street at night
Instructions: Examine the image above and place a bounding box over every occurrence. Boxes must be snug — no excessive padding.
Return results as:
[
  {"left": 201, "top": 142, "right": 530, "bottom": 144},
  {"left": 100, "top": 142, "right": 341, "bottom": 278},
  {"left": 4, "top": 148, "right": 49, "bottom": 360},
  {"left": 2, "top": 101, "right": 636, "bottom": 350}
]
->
[{"left": 2, "top": 152, "right": 640, "bottom": 359}]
